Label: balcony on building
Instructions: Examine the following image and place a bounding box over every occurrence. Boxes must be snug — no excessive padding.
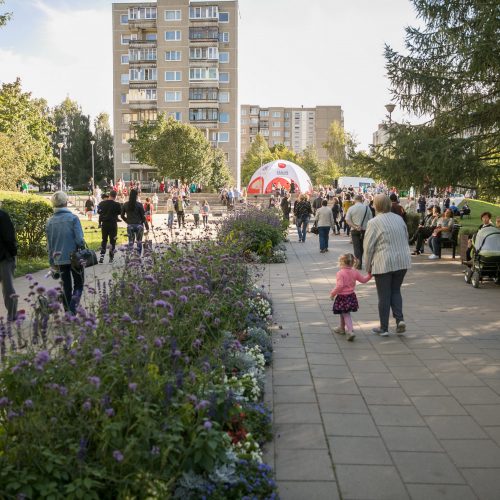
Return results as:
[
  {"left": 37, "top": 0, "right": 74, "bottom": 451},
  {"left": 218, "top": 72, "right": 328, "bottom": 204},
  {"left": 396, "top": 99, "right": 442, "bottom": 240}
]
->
[
  {"left": 128, "top": 6, "right": 157, "bottom": 30},
  {"left": 129, "top": 38, "right": 157, "bottom": 49},
  {"left": 189, "top": 87, "right": 219, "bottom": 104},
  {"left": 189, "top": 5, "right": 219, "bottom": 23},
  {"left": 129, "top": 80, "right": 157, "bottom": 90},
  {"left": 189, "top": 27, "right": 220, "bottom": 43},
  {"left": 129, "top": 48, "right": 157, "bottom": 69},
  {"left": 129, "top": 91, "right": 157, "bottom": 110}
]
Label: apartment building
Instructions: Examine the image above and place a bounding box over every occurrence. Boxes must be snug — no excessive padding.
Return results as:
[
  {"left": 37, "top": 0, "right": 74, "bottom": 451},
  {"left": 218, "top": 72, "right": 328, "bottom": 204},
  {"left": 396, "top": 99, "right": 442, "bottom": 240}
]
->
[
  {"left": 372, "top": 123, "right": 390, "bottom": 146},
  {"left": 112, "top": 0, "right": 239, "bottom": 184},
  {"left": 240, "top": 105, "right": 343, "bottom": 161}
]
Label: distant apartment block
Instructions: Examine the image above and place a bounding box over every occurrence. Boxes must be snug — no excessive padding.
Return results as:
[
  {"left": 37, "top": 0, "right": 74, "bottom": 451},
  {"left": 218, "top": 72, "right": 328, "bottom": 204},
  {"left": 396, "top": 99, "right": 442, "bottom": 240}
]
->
[
  {"left": 240, "top": 105, "right": 344, "bottom": 161},
  {"left": 372, "top": 123, "right": 389, "bottom": 146},
  {"left": 112, "top": 0, "right": 239, "bottom": 183}
]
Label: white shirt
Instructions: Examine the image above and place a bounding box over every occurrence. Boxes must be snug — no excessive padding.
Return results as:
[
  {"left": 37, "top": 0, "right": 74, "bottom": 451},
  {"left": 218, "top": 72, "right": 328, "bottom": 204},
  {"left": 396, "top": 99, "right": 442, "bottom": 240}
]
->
[{"left": 346, "top": 202, "right": 372, "bottom": 230}]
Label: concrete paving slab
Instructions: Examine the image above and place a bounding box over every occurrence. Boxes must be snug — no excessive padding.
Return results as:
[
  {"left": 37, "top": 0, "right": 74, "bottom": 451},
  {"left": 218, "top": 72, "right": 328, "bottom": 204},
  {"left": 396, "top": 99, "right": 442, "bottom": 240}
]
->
[
  {"left": 378, "top": 426, "right": 444, "bottom": 452},
  {"left": 461, "top": 468, "right": 500, "bottom": 500},
  {"left": 329, "top": 436, "right": 392, "bottom": 465},
  {"left": 274, "top": 403, "right": 322, "bottom": 424},
  {"left": 275, "top": 423, "right": 328, "bottom": 450},
  {"left": 277, "top": 481, "right": 340, "bottom": 500},
  {"left": 441, "top": 439, "right": 500, "bottom": 467},
  {"left": 405, "top": 484, "right": 477, "bottom": 500},
  {"left": 275, "top": 449, "right": 335, "bottom": 481}
]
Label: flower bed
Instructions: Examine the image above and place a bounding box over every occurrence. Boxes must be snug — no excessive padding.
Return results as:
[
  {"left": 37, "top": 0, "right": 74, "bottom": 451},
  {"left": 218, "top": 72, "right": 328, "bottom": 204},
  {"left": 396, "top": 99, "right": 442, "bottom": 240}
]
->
[
  {"left": 218, "top": 206, "right": 288, "bottom": 263},
  {"left": 0, "top": 241, "right": 278, "bottom": 498}
]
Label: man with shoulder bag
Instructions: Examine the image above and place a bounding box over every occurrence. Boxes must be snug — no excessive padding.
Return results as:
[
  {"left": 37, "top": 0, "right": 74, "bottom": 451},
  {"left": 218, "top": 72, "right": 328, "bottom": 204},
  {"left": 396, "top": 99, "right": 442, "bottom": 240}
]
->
[
  {"left": 346, "top": 194, "right": 373, "bottom": 268},
  {"left": 97, "top": 190, "right": 122, "bottom": 263}
]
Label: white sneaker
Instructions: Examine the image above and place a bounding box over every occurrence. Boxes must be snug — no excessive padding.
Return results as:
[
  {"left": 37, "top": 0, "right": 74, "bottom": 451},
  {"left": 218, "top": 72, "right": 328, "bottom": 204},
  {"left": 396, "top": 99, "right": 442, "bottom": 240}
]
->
[
  {"left": 428, "top": 254, "right": 439, "bottom": 260},
  {"left": 333, "top": 327, "right": 345, "bottom": 335},
  {"left": 396, "top": 321, "right": 406, "bottom": 334}
]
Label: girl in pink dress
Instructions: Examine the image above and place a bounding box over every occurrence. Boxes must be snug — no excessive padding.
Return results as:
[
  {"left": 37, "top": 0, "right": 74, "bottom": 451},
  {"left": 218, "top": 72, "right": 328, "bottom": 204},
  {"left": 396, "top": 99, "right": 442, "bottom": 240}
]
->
[{"left": 330, "top": 253, "right": 372, "bottom": 341}]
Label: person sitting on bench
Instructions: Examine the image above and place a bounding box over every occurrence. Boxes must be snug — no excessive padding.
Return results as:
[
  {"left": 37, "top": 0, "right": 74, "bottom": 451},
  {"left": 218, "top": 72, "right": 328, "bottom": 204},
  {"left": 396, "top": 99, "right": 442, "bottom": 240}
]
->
[
  {"left": 427, "top": 209, "right": 455, "bottom": 260},
  {"left": 409, "top": 206, "right": 439, "bottom": 255}
]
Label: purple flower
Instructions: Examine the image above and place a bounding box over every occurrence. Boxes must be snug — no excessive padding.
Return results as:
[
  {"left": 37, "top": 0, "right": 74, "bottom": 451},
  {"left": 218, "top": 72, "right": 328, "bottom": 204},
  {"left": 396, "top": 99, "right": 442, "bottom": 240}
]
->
[
  {"left": 192, "top": 339, "right": 202, "bottom": 349},
  {"left": 93, "top": 348, "right": 103, "bottom": 362},
  {"left": 196, "top": 400, "right": 210, "bottom": 411},
  {"left": 105, "top": 408, "right": 115, "bottom": 417},
  {"left": 179, "top": 295, "right": 188, "bottom": 303},
  {"left": 34, "top": 351, "right": 50, "bottom": 370},
  {"left": 82, "top": 400, "right": 92, "bottom": 412},
  {"left": 0, "top": 397, "right": 10, "bottom": 407},
  {"left": 203, "top": 420, "right": 212, "bottom": 430},
  {"left": 36, "top": 286, "right": 46, "bottom": 294},
  {"left": 154, "top": 337, "right": 163, "bottom": 348},
  {"left": 88, "top": 376, "right": 101, "bottom": 389},
  {"left": 59, "top": 386, "right": 68, "bottom": 397},
  {"left": 23, "top": 399, "right": 34, "bottom": 409},
  {"left": 154, "top": 300, "right": 167, "bottom": 308},
  {"left": 121, "top": 313, "right": 132, "bottom": 322},
  {"left": 113, "top": 450, "right": 124, "bottom": 462},
  {"left": 128, "top": 382, "right": 137, "bottom": 392},
  {"left": 7, "top": 410, "right": 18, "bottom": 420}
]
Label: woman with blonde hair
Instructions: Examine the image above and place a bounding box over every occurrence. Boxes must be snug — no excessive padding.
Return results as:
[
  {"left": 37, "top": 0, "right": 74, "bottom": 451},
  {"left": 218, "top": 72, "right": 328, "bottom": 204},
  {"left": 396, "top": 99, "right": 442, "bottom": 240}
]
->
[{"left": 363, "top": 194, "right": 411, "bottom": 336}]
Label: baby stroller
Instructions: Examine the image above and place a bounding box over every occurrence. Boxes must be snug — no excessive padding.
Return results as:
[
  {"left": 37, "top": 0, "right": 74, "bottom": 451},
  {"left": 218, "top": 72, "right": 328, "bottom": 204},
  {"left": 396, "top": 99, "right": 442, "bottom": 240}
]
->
[{"left": 464, "top": 229, "right": 500, "bottom": 288}]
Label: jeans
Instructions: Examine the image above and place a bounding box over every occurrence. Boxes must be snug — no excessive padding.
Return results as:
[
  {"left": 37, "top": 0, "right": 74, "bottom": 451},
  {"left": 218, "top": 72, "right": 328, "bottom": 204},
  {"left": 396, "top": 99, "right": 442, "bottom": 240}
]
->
[
  {"left": 0, "top": 258, "right": 17, "bottom": 321},
  {"left": 296, "top": 217, "right": 309, "bottom": 242},
  {"left": 428, "top": 235, "right": 441, "bottom": 257},
  {"left": 193, "top": 214, "right": 200, "bottom": 227},
  {"left": 127, "top": 224, "right": 144, "bottom": 255},
  {"left": 202, "top": 215, "right": 208, "bottom": 226},
  {"left": 374, "top": 269, "right": 407, "bottom": 331},
  {"left": 318, "top": 226, "right": 330, "bottom": 250},
  {"left": 414, "top": 227, "right": 433, "bottom": 253},
  {"left": 58, "top": 264, "right": 84, "bottom": 314},
  {"left": 176, "top": 211, "right": 185, "bottom": 228},
  {"left": 100, "top": 221, "right": 117, "bottom": 259},
  {"left": 351, "top": 230, "right": 365, "bottom": 267},
  {"left": 167, "top": 212, "right": 174, "bottom": 229}
]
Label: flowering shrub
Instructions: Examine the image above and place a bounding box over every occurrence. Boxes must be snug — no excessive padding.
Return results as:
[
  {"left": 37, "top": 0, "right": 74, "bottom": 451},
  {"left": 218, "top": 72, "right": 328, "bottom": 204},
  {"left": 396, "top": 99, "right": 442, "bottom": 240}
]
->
[
  {"left": 248, "top": 293, "right": 273, "bottom": 321},
  {"left": 0, "top": 240, "right": 277, "bottom": 498},
  {"left": 218, "top": 206, "right": 287, "bottom": 257},
  {"left": 244, "top": 326, "right": 273, "bottom": 364}
]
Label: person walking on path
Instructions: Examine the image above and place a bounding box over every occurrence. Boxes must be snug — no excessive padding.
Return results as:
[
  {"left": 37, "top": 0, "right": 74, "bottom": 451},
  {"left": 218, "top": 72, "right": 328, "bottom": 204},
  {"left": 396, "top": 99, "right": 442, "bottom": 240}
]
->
[
  {"left": 46, "top": 191, "right": 85, "bottom": 314},
  {"left": 97, "top": 190, "right": 121, "bottom": 263},
  {"left": 201, "top": 200, "right": 210, "bottom": 228},
  {"left": 121, "top": 189, "right": 149, "bottom": 256},
  {"left": 174, "top": 196, "right": 186, "bottom": 228},
  {"left": 315, "top": 199, "right": 336, "bottom": 253},
  {"left": 0, "top": 208, "right": 19, "bottom": 321},
  {"left": 143, "top": 197, "right": 154, "bottom": 229},
  {"left": 345, "top": 194, "right": 373, "bottom": 268},
  {"left": 363, "top": 194, "right": 411, "bottom": 337},
  {"left": 331, "top": 197, "right": 341, "bottom": 235},
  {"left": 85, "top": 196, "right": 95, "bottom": 221},
  {"left": 330, "top": 253, "right": 372, "bottom": 342},
  {"left": 165, "top": 194, "right": 175, "bottom": 231},
  {"left": 192, "top": 202, "right": 201, "bottom": 228},
  {"left": 342, "top": 194, "right": 354, "bottom": 237},
  {"left": 280, "top": 194, "right": 291, "bottom": 222},
  {"left": 293, "top": 194, "right": 313, "bottom": 243}
]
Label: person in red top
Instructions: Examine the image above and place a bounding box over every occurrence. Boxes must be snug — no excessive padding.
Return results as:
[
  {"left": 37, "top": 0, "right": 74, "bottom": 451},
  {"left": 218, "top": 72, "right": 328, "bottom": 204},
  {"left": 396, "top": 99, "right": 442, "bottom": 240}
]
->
[{"left": 330, "top": 253, "right": 372, "bottom": 341}]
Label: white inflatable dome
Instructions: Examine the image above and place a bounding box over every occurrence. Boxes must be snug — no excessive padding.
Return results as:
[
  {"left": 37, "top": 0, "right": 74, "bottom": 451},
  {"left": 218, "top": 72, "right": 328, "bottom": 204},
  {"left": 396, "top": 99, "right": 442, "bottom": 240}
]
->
[{"left": 247, "top": 159, "right": 313, "bottom": 194}]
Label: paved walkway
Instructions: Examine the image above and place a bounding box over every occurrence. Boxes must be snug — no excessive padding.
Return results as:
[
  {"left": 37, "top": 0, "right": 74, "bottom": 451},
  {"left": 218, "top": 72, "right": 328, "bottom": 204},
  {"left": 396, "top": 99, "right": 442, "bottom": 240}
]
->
[{"left": 263, "top": 229, "right": 500, "bottom": 500}]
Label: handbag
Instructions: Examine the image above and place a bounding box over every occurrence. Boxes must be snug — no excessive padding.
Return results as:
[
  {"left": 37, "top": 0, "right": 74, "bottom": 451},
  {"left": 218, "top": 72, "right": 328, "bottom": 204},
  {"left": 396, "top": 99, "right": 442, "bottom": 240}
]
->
[
  {"left": 71, "top": 245, "right": 98, "bottom": 271},
  {"left": 310, "top": 223, "right": 319, "bottom": 235}
]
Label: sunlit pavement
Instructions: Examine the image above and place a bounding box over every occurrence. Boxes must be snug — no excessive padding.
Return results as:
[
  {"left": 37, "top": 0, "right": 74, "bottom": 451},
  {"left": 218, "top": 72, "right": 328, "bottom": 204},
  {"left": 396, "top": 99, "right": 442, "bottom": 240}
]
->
[{"left": 262, "top": 228, "right": 500, "bottom": 500}]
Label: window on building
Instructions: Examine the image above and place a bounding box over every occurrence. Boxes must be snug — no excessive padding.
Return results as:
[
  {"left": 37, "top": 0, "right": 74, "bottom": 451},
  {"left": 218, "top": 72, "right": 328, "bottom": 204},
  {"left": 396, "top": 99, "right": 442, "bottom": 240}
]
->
[
  {"left": 130, "top": 68, "right": 157, "bottom": 81},
  {"left": 272, "top": 111, "right": 281, "bottom": 118},
  {"left": 284, "top": 141, "right": 290, "bottom": 146},
  {"left": 165, "top": 50, "right": 181, "bottom": 61},
  {"left": 241, "top": 109, "right": 247, "bottom": 116},
  {"left": 121, "top": 54, "right": 129, "bottom": 64},
  {"left": 145, "top": 33, "right": 157, "bottom": 41},
  {"left": 165, "top": 71, "right": 182, "bottom": 81},
  {"left": 128, "top": 7, "right": 157, "bottom": 20},
  {"left": 165, "top": 9, "right": 181, "bottom": 20},
  {"left": 219, "top": 112, "right": 229, "bottom": 123},
  {"left": 218, "top": 132, "right": 229, "bottom": 142},
  {"left": 219, "top": 91, "right": 230, "bottom": 103},
  {"left": 189, "top": 6, "right": 218, "bottom": 19},
  {"left": 121, "top": 73, "right": 129, "bottom": 84},
  {"left": 122, "top": 152, "right": 131, "bottom": 163},
  {"left": 189, "top": 67, "right": 218, "bottom": 80},
  {"left": 261, "top": 129, "right": 269, "bottom": 137},
  {"left": 272, "top": 131, "right": 281, "bottom": 137},
  {"left": 284, "top": 122, "right": 290, "bottom": 128},
  {"left": 168, "top": 111, "right": 182, "bottom": 121},
  {"left": 121, "top": 93, "right": 127, "bottom": 104},
  {"left": 219, "top": 32, "right": 230, "bottom": 42},
  {"left": 165, "top": 30, "right": 181, "bottom": 41},
  {"left": 284, "top": 131, "right": 290, "bottom": 137},
  {"left": 121, "top": 33, "right": 136, "bottom": 44},
  {"left": 272, "top": 122, "right": 281, "bottom": 127},
  {"left": 219, "top": 72, "right": 230, "bottom": 83},
  {"left": 120, "top": 14, "right": 128, "bottom": 24},
  {"left": 165, "top": 91, "right": 182, "bottom": 102},
  {"left": 251, "top": 117, "right": 259, "bottom": 124},
  {"left": 260, "top": 110, "right": 269, "bottom": 117},
  {"left": 219, "top": 12, "right": 229, "bottom": 22},
  {"left": 130, "top": 48, "right": 156, "bottom": 61},
  {"left": 189, "top": 27, "right": 219, "bottom": 40},
  {"left": 189, "top": 108, "right": 218, "bottom": 121},
  {"left": 189, "top": 87, "right": 218, "bottom": 100},
  {"left": 219, "top": 52, "right": 229, "bottom": 63},
  {"left": 284, "top": 112, "right": 290, "bottom": 118}
]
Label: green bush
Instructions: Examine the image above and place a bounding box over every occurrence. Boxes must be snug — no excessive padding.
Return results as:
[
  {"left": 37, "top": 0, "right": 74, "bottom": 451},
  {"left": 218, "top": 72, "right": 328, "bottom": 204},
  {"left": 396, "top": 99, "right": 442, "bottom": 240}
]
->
[
  {"left": 406, "top": 212, "right": 421, "bottom": 238},
  {"left": 0, "top": 197, "right": 53, "bottom": 257}
]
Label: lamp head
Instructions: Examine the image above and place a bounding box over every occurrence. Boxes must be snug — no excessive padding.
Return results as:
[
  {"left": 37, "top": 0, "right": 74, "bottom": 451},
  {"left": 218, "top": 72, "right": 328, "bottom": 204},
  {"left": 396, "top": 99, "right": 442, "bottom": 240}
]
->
[
  {"left": 385, "top": 103, "right": 396, "bottom": 114},
  {"left": 57, "top": 142, "right": 64, "bottom": 149},
  {"left": 90, "top": 140, "right": 95, "bottom": 145}
]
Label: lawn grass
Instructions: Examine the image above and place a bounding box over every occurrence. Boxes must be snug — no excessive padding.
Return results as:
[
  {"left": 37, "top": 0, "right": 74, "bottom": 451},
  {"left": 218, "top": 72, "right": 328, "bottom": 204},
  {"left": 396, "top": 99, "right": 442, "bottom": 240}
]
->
[
  {"left": 457, "top": 199, "right": 500, "bottom": 233},
  {"left": 14, "top": 221, "right": 128, "bottom": 278}
]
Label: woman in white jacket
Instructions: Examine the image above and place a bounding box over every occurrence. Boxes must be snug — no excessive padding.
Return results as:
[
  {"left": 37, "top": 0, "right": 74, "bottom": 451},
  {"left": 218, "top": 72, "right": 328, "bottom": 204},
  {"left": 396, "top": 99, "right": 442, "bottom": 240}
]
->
[{"left": 315, "top": 199, "right": 336, "bottom": 253}]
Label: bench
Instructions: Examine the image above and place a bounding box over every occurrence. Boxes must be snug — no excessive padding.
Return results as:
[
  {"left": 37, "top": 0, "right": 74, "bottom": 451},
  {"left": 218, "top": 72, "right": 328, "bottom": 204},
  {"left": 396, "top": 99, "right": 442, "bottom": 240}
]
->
[{"left": 440, "top": 224, "right": 461, "bottom": 258}]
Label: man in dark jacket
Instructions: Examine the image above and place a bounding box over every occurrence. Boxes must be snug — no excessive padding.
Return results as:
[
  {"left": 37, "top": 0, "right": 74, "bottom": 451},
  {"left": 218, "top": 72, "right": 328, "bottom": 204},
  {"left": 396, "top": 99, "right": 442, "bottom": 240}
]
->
[
  {"left": 390, "top": 193, "right": 407, "bottom": 222},
  {"left": 0, "top": 208, "right": 19, "bottom": 321},
  {"left": 97, "top": 190, "right": 122, "bottom": 263}
]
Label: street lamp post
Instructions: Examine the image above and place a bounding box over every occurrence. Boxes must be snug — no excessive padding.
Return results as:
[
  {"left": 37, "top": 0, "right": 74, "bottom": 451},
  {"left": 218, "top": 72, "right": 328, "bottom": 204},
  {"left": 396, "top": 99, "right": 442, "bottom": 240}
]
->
[
  {"left": 385, "top": 103, "right": 396, "bottom": 126},
  {"left": 57, "top": 142, "right": 64, "bottom": 190},
  {"left": 90, "top": 140, "right": 95, "bottom": 192}
]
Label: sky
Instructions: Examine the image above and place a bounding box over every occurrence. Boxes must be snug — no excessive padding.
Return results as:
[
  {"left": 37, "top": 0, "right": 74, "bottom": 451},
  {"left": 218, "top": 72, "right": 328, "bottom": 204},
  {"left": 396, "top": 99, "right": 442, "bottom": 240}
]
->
[{"left": 0, "top": 0, "right": 421, "bottom": 150}]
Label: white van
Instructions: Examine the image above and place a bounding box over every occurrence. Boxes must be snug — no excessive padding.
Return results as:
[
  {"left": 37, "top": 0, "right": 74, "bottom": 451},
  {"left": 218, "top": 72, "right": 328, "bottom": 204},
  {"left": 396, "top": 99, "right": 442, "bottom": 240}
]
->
[{"left": 337, "top": 177, "right": 375, "bottom": 189}]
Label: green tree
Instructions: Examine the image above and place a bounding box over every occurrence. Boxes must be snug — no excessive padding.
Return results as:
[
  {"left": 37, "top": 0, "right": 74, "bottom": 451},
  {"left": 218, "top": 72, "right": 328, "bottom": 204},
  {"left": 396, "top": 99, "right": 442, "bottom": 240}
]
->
[
  {"left": 384, "top": 0, "right": 500, "bottom": 198},
  {"left": 0, "top": 78, "right": 56, "bottom": 185},
  {"left": 297, "top": 144, "right": 322, "bottom": 184},
  {"left": 269, "top": 143, "right": 298, "bottom": 163},
  {"left": 241, "top": 134, "right": 274, "bottom": 186},
  {"left": 94, "top": 112, "right": 114, "bottom": 184},
  {"left": 0, "top": 0, "right": 12, "bottom": 28},
  {"left": 130, "top": 115, "right": 213, "bottom": 183},
  {"left": 316, "top": 159, "right": 342, "bottom": 187},
  {"left": 323, "top": 122, "right": 358, "bottom": 176},
  {"left": 52, "top": 98, "right": 93, "bottom": 188},
  {"left": 209, "top": 148, "right": 233, "bottom": 190}
]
